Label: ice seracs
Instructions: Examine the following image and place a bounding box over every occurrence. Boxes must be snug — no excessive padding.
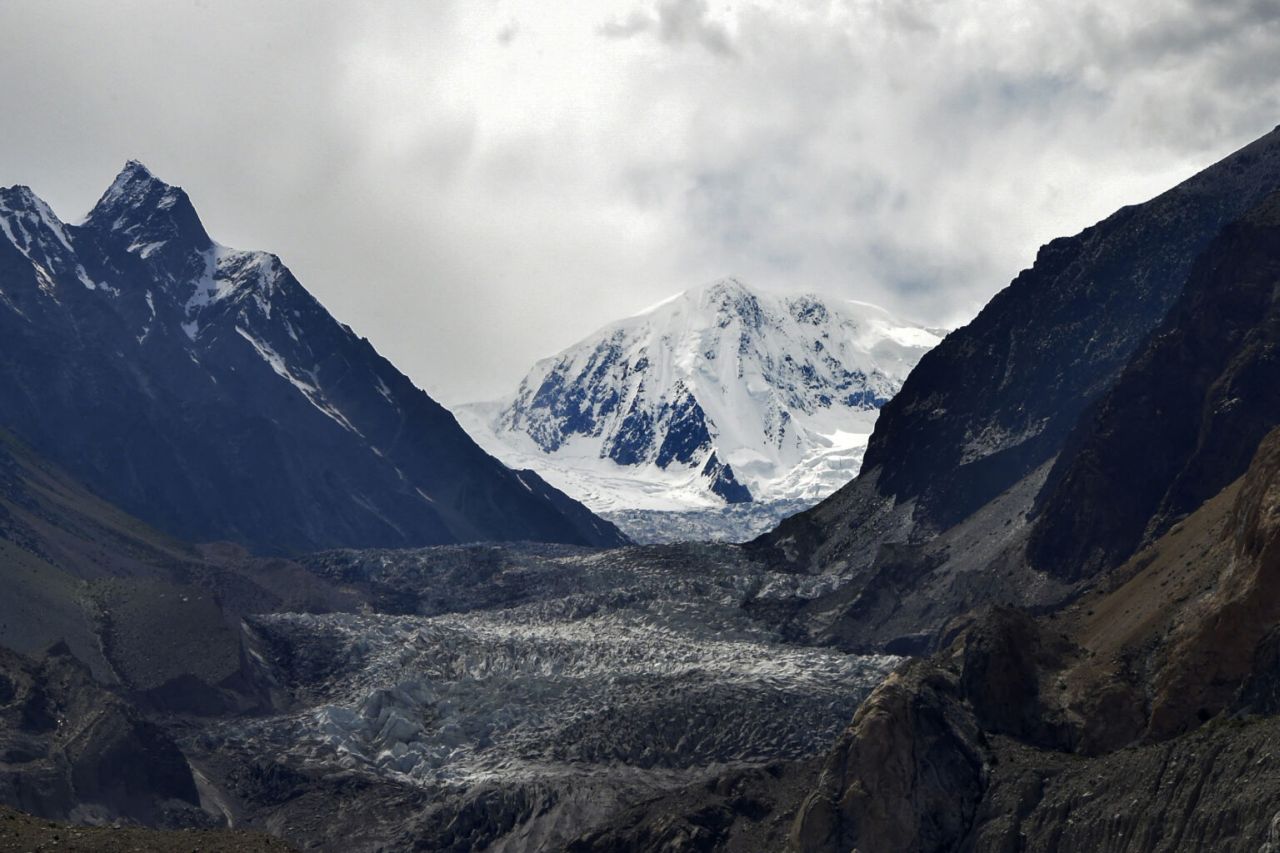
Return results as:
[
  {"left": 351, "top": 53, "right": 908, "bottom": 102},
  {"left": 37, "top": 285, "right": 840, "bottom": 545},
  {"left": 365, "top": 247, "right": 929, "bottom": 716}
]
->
[
  {"left": 459, "top": 278, "right": 942, "bottom": 539},
  {"left": 208, "top": 542, "right": 899, "bottom": 849}
]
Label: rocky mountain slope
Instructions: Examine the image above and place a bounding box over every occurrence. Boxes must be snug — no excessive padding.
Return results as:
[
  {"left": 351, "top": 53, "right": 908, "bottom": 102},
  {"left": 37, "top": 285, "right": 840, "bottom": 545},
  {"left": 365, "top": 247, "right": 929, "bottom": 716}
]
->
[
  {"left": 0, "top": 163, "right": 625, "bottom": 553},
  {"left": 0, "top": 427, "right": 312, "bottom": 684},
  {"left": 459, "top": 279, "right": 939, "bottom": 541},
  {"left": 789, "top": 424, "right": 1280, "bottom": 852},
  {"left": 1030, "top": 185, "right": 1280, "bottom": 582},
  {"left": 751, "top": 124, "right": 1280, "bottom": 653},
  {"left": 0, "top": 425, "right": 367, "bottom": 832}
]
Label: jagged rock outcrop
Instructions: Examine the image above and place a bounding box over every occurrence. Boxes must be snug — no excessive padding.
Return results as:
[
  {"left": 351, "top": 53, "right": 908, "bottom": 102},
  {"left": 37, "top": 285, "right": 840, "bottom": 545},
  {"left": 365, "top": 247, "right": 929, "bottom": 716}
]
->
[
  {"left": 790, "top": 661, "right": 986, "bottom": 853},
  {"left": 566, "top": 762, "right": 814, "bottom": 853}
]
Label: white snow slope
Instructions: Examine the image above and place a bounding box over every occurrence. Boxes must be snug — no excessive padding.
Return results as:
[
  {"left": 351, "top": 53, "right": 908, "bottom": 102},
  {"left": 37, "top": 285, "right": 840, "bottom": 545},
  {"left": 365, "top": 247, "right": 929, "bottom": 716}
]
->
[{"left": 458, "top": 278, "right": 942, "bottom": 534}]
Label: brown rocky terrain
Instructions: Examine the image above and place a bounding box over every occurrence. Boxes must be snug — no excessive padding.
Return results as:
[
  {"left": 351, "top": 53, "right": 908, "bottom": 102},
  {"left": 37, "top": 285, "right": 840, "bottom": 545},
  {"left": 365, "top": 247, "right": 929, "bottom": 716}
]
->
[{"left": 788, "top": 426, "right": 1280, "bottom": 852}]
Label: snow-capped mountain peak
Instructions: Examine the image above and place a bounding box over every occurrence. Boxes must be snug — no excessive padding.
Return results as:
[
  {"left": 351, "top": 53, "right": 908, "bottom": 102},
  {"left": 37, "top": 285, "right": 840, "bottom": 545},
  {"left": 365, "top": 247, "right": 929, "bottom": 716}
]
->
[
  {"left": 459, "top": 278, "right": 942, "bottom": 533},
  {"left": 0, "top": 164, "right": 628, "bottom": 551}
]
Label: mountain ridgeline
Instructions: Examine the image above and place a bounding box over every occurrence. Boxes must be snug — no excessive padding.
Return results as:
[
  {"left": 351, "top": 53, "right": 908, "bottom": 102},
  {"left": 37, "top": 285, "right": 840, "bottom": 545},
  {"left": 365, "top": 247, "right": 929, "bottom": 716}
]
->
[
  {"left": 753, "top": 124, "right": 1280, "bottom": 652},
  {"left": 0, "top": 162, "right": 626, "bottom": 554},
  {"left": 461, "top": 280, "right": 940, "bottom": 521}
]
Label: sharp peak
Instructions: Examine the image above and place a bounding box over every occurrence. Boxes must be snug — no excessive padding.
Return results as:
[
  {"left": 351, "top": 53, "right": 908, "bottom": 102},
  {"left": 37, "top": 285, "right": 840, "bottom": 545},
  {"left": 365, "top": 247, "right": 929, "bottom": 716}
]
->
[
  {"left": 121, "top": 159, "right": 155, "bottom": 178},
  {"left": 689, "top": 276, "right": 753, "bottom": 294},
  {"left": 0, "top": 184, "right": 70, "bottom": 232},
  {"left": 85, "top": 159, "right": 212, "bottom": 250},
  {"left": 99, "top": 159, "right": 181, "bottom": 201},
  {"left": 0, "top": 183, "right": 45, "bottom": 206}
]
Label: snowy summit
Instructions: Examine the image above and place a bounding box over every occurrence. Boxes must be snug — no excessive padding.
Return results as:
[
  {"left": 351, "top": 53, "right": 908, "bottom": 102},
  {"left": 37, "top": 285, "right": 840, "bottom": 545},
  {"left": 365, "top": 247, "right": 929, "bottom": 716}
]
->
[{"left": 459, "top": 278, "right": 942, "bottom": 537}]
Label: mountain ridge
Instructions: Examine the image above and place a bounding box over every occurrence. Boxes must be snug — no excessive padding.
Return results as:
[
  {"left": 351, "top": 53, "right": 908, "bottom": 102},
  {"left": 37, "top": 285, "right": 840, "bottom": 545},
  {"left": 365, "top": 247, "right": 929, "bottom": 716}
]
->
[
  {"left": 460, "top": 278, "right": 940, "bottom": 532},
  {"left": 0, "top": 162, "right": 627, "bottom": 553},
  {"left": 749, "top": 123, "right": 1280, "bottom": 651}
]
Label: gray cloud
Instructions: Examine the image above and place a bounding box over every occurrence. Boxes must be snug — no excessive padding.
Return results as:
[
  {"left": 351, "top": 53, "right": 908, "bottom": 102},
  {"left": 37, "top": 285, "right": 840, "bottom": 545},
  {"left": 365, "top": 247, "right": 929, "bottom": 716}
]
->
[
  {"left": 0, "top": 1, "right": 1276, "bottom": 404},
  {"left": 599, "top": 13, "right": 654, "bottom": 39},
  {"left": 600, "top": 0, "right": 737, "bottom": 57},
  {"left": 497, "top": 21, "right": 520, "bottom": 45}
]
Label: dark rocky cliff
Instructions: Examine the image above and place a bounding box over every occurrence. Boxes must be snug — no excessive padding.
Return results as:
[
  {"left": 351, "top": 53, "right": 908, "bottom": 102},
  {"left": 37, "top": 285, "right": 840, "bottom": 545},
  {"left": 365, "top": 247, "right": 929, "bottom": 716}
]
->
[
  {"left": 1030, "top": 188, "right": 1280, "bottom": 581},
  {"left": 748, "top": 125, "right": 1280, "bottom": 654},
  {"left": 761, "top": 126, "right": 1280, "bottom": 574},
  {"left": 790, "top": 425, "right": 1280, "bottom": 852}
]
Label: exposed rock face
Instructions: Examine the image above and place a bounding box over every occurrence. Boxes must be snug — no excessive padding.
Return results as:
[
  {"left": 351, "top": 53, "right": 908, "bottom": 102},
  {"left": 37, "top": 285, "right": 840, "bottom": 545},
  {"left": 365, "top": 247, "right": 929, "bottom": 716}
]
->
[
  {"left": 790, "top": 663, "right": 985, "bottom": 853},
  {"left": 1031, "top": 188, "right": 1280, "bottom": 581},
  {"left": 702, "top": 452, "right": 753, "bottom": 504},
  {"left": 0, "top": 643, "right": 201, "bottom": 826},
  {"left": 957, "top": 607, "right": 1077, "bottom": 748},
  {"left": 786, "top": 426, "right": 1280, "bottom": 852},
  {"left": 566, "top": 762, "right": 818, "bottom": 853},
  {"left": 750, "top": 125, "right": 1280, "bottom": 654},
  {"left": 0, "top": 164, "right": 626, "bottom": 554}
]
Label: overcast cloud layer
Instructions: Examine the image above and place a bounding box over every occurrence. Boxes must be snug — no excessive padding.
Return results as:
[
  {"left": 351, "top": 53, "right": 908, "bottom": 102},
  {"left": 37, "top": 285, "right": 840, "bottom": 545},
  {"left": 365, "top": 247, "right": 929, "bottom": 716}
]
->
[{"left": 1, "top": 0, "right": 1278, "bottom": 402}]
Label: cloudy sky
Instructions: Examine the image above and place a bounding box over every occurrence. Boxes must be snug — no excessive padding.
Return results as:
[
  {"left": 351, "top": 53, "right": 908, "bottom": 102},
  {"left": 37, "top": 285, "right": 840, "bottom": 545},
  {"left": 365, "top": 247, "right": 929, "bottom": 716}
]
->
[{"left": 1, "top": 1, "right": 1278, "bottom": 402}]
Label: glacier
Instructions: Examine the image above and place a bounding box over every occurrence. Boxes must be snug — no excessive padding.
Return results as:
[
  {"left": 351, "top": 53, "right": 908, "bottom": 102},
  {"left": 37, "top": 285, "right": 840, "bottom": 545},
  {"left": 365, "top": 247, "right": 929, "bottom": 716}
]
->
[{"left": 187, "top": 543, "right": 898, "bottom": 850}]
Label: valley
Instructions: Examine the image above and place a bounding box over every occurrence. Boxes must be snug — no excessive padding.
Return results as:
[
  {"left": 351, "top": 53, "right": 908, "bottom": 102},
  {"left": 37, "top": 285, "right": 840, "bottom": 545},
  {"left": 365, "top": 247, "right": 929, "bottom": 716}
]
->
[
  {"left": 185, "top": 544, "right": 896, "bottom": 851},
  {"left": 2, "top": 95, "right": 1280, "bottom": 853}
]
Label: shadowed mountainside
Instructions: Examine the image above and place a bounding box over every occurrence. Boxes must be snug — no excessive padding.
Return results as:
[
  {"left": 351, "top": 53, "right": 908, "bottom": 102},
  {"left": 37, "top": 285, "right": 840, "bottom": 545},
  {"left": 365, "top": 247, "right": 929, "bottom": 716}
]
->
[
  {"left": 789, "top": 424, "right": 1280, "bottom": 852},
  {"left": 0, "top": 164, "right": 626, "bottom": 554},
  {"left": 749, "top": 125, "right": 1280, "bottom": 654}
]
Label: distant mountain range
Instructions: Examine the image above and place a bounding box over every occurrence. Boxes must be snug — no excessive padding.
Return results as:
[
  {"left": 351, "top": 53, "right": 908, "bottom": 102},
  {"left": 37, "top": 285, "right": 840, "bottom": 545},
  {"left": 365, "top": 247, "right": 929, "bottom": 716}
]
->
[
  {"left": 458, "top": 278, "right": 940, "bottom": 539},
  {"left": 0, "top": 162, "right": 626, "bottom": 553}
]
